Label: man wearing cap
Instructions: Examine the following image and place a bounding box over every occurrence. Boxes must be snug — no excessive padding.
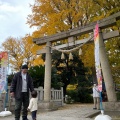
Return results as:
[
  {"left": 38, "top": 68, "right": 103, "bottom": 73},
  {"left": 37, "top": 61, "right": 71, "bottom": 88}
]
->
[{"left": 10, "top": 64, "right": 34, "bottom": 120}]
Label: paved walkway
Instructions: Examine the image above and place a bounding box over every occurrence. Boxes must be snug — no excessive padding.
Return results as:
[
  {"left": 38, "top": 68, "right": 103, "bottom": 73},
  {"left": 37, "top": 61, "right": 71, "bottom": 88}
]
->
[{"left": 0, "top": 103, "right": 100, "bottom": 120}]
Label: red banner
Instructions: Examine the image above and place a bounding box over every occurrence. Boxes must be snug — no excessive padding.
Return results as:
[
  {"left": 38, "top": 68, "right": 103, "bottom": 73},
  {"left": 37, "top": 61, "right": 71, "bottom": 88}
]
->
[
  {"left": 94, "top": 24, "right": 102, "bottom": 92},
  {"left": 0, "top": 52, "right": 8, "bottom": 93}
]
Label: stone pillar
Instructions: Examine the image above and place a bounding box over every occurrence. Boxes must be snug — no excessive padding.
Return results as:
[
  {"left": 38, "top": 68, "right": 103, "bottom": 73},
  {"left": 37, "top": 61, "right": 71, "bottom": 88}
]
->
[
  {"left": 37, "top": 42, "right": 58, "bottom": 111},
  {"left": 44, "top": 41, "right": 52, "bottom": 102},
  {"left": 99, "top": 30, "right": 117, "bottom": 102},
  {"left": 37, "top": 41, "right": 57, "bottom": 111}
]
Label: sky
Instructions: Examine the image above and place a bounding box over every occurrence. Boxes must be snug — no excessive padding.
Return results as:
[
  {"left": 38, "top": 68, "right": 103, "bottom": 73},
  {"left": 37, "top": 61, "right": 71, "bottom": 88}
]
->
[{"left": 0, "top": 0, "right": 36, "bottom": 48}]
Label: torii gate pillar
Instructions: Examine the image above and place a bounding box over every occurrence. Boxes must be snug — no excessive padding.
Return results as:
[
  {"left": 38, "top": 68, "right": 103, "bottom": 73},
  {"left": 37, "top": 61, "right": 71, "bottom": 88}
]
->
[
  {"left": 99, "top": 30, "right": 117, "bottom": 102},
  {"left": 44, "top": 41, "right": 52, "bottom": 102},
  {"left": 39, "top": 42, "right": 56, "bottom": 110},
  {"left": 99, "top": 30, "right": 119, "bottom": 111}
]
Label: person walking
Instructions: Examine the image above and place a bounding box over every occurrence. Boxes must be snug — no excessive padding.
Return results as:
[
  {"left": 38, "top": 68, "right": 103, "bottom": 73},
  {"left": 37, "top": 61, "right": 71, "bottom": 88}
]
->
[
  {"left": 10, "top": 64, "right": 34, "bottom": 120},
  {"left": 92, "top": 83, "right": 100, "bottom": 110},
  {"left": 28, "top": 90, "right": 38, "bottom": 120}
]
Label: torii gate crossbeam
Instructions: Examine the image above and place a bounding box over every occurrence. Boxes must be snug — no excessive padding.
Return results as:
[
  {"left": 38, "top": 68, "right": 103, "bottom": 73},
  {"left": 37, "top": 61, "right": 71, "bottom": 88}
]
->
[{"left": 33, "top": 12, "right": 120, "bottom": 45}]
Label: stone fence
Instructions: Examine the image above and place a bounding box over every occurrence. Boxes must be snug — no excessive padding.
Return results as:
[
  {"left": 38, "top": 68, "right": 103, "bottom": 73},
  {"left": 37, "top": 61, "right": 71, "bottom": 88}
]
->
[{"left": 0, "top": 86, "right": 64, "bottom": 112}]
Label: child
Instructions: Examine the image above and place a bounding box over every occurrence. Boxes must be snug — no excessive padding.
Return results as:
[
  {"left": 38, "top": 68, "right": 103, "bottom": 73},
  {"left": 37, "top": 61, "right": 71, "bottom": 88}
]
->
[{"left": 28, "top": 90, "right": 38, "bottom": 120}]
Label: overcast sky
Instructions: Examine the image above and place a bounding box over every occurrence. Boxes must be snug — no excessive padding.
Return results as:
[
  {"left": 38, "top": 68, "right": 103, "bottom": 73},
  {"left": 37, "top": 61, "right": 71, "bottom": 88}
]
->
[{"left": 0, "top": 0, "right": 36, "bottom": 48}]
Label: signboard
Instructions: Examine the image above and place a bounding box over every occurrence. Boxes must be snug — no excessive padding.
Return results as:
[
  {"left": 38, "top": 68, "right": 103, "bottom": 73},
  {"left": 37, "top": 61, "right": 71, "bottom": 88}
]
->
[
  {"left": 0, "top": 52, "right": 8, "bottom": 94},
  {"left": 94, "top": 24, "right": 102, "bottom": 92}
]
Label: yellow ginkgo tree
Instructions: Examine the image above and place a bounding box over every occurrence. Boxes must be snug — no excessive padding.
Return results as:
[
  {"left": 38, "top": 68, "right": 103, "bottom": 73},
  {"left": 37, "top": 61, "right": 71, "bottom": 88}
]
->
[
  {"left": 27, "top": 0, "right": 120, "bottom": 80},
  {"left": 2, "top": 35, "right": 44, "bottom": 72},
  {"left": 27, "top": 0, "right": 98, "bottom": 38},
  {"left": 27, "top": 0, "right": 99, "bottom": 69}
]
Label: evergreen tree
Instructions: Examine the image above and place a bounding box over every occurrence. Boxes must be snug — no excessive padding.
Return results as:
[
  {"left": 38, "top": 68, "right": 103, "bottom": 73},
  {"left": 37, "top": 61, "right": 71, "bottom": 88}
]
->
[
  {"left": 28, "top": 65, "right": 45, "bottom": 88},
  {"left": 51, "top": 50, "right": 93, "bottom": 100}
]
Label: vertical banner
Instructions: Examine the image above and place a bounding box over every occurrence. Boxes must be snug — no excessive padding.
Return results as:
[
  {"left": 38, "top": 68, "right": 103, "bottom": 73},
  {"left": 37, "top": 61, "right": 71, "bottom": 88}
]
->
[
  {"left": 94, "top": 24, "right": 102, "bottom": 92},
  {"left": 0, "top": 52, "right": 8, "bottom": 94}
]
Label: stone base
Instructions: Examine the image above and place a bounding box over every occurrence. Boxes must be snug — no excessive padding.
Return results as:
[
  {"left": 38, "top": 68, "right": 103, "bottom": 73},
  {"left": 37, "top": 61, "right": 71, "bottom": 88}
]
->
[
  {"left": 38, "top": 101, "right": 58, "bottom": 111},
  {"left": 102, "top": 102, "right": 120, "bottom": 111}
]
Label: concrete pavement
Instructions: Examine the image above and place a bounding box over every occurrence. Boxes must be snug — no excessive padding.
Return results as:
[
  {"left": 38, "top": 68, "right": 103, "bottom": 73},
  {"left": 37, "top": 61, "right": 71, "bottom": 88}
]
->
[{"left": 0, "top": 103, "right": 100, "bottom": 120}]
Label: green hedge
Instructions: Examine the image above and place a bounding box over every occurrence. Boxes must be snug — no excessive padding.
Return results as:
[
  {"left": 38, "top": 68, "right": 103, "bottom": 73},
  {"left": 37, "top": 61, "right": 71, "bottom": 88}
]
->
[{"left": 66, "top": 89, "right": 93, "bottom": 103}]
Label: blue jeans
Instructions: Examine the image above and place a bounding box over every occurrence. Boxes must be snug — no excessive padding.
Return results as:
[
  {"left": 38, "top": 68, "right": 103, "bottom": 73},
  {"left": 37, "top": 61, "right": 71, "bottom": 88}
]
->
[{"left": 31, "top": 110, "right": 37, "bottom": 120}]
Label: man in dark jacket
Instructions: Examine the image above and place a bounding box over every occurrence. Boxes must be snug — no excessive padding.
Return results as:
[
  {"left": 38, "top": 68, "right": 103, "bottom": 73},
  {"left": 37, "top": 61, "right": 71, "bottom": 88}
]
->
[{"left": 10, "top": 64, "right": 34, "bottom": 120}]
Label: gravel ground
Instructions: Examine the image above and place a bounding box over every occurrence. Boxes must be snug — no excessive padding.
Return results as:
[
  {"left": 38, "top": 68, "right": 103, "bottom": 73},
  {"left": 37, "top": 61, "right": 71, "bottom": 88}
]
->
[{"left": 0, "top": 103, "right": 115, "bottom": 120}]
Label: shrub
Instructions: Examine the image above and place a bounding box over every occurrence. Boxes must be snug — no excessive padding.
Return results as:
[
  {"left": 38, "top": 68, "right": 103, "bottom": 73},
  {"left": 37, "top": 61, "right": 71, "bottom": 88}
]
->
[{"left": 66, "top": 89, "right": 93, "bottom": 103}]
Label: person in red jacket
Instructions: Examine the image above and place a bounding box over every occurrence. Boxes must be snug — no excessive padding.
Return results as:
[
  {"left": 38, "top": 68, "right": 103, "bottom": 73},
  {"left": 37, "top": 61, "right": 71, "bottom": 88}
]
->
[{"left": 10, "top": 64, "right": 34, "bottom": 120}]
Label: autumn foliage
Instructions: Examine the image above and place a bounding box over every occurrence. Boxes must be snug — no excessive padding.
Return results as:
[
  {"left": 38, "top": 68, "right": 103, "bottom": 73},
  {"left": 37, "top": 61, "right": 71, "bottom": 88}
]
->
[{"left": 1, "top": 0, "right": 120, "bottom": 82}]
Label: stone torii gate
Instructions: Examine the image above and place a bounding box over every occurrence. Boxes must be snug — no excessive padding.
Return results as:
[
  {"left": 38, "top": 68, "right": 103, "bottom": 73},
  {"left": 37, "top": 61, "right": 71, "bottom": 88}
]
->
[{"left": 33, "top": 12, "right": 120, "bottom": 110}]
